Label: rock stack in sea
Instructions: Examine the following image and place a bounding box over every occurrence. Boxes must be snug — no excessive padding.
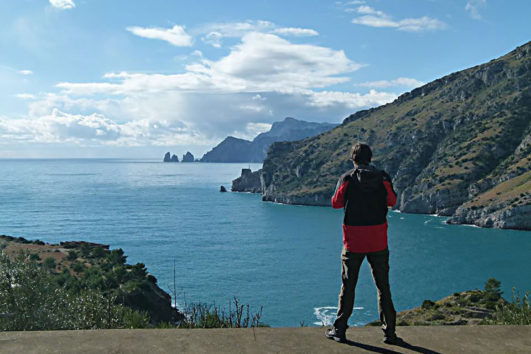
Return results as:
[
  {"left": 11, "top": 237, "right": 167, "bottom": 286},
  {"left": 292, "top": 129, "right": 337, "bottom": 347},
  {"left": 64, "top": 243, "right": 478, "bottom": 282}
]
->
[
  {"left": 182, "top": 152, "right": 195, "bottom": 162},
  {"left": 232, "top": 168, "right": 262, "bottom": 193},
  {"left": 163, "top": 152, "right": 179, "bottom": 162}
]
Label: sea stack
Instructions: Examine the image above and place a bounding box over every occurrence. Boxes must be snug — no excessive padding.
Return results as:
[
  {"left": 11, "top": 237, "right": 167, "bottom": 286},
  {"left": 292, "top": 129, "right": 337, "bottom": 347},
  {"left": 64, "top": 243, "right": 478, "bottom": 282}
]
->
[
  {"left": 163, "top": 152, "right": 171, "bottom": 162},
  {"left": 182, "top": 152, "right": 194, "bottom": 162}
]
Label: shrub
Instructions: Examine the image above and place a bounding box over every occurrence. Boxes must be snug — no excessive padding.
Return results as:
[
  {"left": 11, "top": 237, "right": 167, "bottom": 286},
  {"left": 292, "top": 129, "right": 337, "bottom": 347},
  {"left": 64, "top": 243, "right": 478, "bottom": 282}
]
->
[
  {"left": 43, "top": 257, "right": 56, "bottom": 270},
  {"left": 490, "top": 288, "right": 530, "bottom": 325},
  {"left": 0, "top": 254, "right": 150, "bottom": 330},
  {"left": 66, "top": 250, "right": 79, "bottom": 261},
  {"left": 179, "top": 297, "right": 264, "bottom": 328},
  {"left": 421, "top": 300, "right": 436, "bottom": 309},
  {"left": 29, "top": 253, "right": 40, "bottom": 261}
]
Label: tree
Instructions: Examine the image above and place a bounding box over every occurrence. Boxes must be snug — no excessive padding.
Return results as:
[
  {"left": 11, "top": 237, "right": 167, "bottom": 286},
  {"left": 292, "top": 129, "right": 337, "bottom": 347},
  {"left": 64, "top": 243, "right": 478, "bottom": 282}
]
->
[{"left": 485, "top": 278, "right": 503, "bottom": 301}]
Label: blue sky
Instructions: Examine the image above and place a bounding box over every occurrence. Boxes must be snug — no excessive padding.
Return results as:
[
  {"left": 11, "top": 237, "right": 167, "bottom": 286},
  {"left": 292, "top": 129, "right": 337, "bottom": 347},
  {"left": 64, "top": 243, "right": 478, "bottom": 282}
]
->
[{"left": 0, "top": 0, "right": 529, "bottom": 158}]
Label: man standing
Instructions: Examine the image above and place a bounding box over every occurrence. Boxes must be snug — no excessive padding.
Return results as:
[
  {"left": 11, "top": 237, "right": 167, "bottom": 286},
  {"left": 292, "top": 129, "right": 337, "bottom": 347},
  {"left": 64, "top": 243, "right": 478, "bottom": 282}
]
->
[{"left": 325, "top": 143, "right": 400, "bottom": 344}]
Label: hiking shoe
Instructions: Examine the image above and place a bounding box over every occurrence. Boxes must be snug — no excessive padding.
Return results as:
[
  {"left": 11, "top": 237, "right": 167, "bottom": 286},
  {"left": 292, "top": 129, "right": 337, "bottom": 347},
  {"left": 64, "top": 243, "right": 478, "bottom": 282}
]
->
[
  {"left": 383, "top": 334, "right": 402, "bottom": 345},
  {"left": 325, "top": 327, "right": 346, "bottom": 343}
]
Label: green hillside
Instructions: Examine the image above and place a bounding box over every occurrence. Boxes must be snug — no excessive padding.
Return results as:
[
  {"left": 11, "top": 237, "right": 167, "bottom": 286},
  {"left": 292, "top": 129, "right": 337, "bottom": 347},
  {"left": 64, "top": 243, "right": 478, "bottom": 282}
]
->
[{"left": 261, "top": 42, "right": 530, "bottom": 229}]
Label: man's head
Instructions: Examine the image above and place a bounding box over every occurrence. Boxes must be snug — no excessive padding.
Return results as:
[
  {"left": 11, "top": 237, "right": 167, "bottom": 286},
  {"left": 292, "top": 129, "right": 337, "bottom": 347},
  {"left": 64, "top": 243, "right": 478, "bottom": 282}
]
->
[{"left": 350, "top": 143, "right": 372, "bottom": 165}]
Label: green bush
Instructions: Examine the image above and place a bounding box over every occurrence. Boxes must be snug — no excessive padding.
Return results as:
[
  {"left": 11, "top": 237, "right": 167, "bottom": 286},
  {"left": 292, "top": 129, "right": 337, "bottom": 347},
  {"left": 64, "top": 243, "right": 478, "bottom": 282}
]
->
[
  {"left": 43, "top": 257, "right": 56, "bottom": 270},
  {"left": 491, "top": 288, "right": 531, "bottom": 325},
  {"left": 0, "top": 253, "right": 149, "bottom": 330},
  {"left": 66, "top": 250, "right": 79, "bottom": 261}
]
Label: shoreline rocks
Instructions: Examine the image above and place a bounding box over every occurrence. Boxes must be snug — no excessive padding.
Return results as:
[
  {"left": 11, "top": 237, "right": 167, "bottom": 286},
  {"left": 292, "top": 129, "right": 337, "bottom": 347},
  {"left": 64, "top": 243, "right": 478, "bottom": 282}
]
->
[{"left": 232, "top": 168, "right": 263, "bottom": 193}]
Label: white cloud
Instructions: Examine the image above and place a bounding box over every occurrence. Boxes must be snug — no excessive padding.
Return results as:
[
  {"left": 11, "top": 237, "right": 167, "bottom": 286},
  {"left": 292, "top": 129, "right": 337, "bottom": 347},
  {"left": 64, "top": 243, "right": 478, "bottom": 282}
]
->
[
  {"left": 49, "top": 0, "right": 75, "bottom": 10},
  {"left": 126, "top": 25, "right": 193, "bottom": 46},
  {"left": 336, "top": 1, "right": 365, "bottom": 6},
  {"left": 306, "top": 90, "right": 396, "bottom": 109},
  {"left": 356, "top": 77, "right": 425, "bottom": 89},
  {"left": 231, "top": 122, "right": 273, "bottom": 140},
  {"left": 58, "top": 32, "right": 361, "bottom": 95},
  {"left": 197, "top": 20, "right": 319, "bottom": 47},
  {"left": 356, "top": 6, "right": 386, "bottom": 17},
  {"left": 202, "top": 31, "right": 223, "bottom": 48},
  {"left": 18, "top": 70, "right": 33, "bottom": 75},
  {"left": 465, "top": 0, "right": 486, "bottom": 20},
  {"left": 198, "top": 20, "right": 274, "bottom": 40},
  {"left": 15, "top": 93, "right": 37, "bottom": 100},
  {"left": 0, "top": 109, "right": 202, "bottom": 147},
  {"left": 272, "top": 27, "right": 319, "bottom": 36},
  {"left": 351, "top": 6, "right": 446, "bottom": 32}
]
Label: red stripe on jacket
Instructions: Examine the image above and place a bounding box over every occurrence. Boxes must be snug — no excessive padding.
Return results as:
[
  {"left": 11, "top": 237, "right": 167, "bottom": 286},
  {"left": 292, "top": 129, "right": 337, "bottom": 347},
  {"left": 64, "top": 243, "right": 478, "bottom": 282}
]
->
[{"left": 331, "top": 178, "right": 397, "bottom": 253}]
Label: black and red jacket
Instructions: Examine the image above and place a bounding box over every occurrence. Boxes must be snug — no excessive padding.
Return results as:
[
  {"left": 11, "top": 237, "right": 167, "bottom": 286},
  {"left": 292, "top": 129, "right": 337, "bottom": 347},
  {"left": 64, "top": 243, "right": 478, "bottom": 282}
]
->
[{"left": 331, "top": 164, "right": 397, "bottom": 253}]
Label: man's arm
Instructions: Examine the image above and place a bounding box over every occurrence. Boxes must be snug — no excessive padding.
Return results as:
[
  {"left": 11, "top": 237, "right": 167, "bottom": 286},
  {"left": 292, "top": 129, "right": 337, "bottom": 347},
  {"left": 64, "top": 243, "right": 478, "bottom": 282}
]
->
[
  {"left": 331, "top": 176, "right": 350, "bottom": 209},
  {"left": 382, "top": 171, "right": 397, "bottom": 207}
]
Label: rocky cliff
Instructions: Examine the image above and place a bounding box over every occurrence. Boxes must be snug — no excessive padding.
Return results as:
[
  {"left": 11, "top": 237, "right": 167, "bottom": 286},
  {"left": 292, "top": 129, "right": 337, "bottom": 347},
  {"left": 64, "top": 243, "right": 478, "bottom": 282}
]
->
[
  {"left": 260, "top": 42, "right": 531, "bottom": 230},
  {"left": 232, "top": 168, "right": 262, "bottom": 193},
  {"left": 201, "top": 117, "right": 337, "bottom": 162}
]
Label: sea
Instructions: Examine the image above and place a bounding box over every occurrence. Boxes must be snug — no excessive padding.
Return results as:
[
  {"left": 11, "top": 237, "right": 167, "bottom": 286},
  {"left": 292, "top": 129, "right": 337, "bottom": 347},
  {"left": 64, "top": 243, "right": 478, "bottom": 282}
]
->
[{"left": 1, "top": 159, "right": 530, "bottom": 327}]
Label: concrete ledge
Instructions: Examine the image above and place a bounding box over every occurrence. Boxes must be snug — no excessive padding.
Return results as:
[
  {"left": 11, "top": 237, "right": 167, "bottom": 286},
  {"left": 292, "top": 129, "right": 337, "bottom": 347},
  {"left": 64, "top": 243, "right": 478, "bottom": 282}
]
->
[{"left": 1, "top": 325, "right": 530, "bottom": 353}]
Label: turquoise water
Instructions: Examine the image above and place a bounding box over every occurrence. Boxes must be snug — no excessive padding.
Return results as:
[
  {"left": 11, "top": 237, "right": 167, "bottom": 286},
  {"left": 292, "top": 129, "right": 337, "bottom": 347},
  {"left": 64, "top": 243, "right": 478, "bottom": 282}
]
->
[{"left": 0, "top": 159, "right": 530, "bottom": 327}]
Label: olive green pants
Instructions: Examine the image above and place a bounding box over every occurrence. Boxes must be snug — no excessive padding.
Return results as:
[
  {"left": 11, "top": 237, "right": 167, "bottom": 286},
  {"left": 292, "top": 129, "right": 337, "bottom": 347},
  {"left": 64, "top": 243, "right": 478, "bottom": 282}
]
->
[{"left": 333, "top": 247, "right": 396, "bottom": 335}]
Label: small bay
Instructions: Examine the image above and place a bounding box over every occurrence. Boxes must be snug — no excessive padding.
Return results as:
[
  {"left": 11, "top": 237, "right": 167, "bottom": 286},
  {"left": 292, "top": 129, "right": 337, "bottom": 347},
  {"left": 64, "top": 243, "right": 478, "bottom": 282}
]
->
[{"left": 0, "top": 159, "right": 529, "bottom": 327}]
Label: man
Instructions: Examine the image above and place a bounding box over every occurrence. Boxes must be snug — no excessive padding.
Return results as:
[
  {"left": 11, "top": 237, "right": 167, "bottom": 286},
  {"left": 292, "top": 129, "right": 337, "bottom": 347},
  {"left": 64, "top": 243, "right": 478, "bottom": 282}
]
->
[{"left": 325, "top": 143, "right": 400, "bottom": 345}]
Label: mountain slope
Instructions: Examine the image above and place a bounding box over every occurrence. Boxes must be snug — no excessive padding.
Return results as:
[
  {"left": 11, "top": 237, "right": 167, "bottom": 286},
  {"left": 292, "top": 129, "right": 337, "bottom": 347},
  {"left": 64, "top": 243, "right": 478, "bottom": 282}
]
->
[
  {"left": 260, "top": 42, "right": 531, "bottom": 230},
  {"left": 200, "top": 117, "right": 337, "bottom": 162}
]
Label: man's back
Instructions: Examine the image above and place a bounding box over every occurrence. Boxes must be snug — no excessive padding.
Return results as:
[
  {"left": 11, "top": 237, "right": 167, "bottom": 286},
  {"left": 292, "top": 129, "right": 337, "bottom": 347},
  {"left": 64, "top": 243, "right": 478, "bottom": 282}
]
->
[{"left": 331, "top": 164, "right": 396, "bottom": 253}]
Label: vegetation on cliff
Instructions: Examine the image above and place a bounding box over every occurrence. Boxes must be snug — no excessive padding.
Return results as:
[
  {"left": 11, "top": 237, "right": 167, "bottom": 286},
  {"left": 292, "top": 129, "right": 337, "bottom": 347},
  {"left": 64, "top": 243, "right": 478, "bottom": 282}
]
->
[
  {"left": 0, "top": 235, "right": 181, "bottom": 330},
  {"left": 260, "top": 42, "right": 531, "bottom": 229},
  {"left": 367, "top": 278, "right": 530, "bottom": 327}
]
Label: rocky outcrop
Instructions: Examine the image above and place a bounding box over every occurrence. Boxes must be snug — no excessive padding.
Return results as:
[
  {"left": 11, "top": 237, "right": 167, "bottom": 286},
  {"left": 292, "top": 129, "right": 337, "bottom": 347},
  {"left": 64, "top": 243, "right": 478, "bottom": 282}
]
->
[
  {"left": 163, "top": 152, "right": 179, "bottom": 162},
  {"left": 232, "top": 169, "right": 262, "bottom": 193},
  {"left": 367, "top": 288, "right": 507, "bottom": 327},
  {"left": 258, "top": 41, "right": 531, "bottom": 230},
  {"left": 182, "top": 152, "right": 194, "bottom": 162},
  {"left": 201, "top": 117, "right": 337, "bottom": 162}
]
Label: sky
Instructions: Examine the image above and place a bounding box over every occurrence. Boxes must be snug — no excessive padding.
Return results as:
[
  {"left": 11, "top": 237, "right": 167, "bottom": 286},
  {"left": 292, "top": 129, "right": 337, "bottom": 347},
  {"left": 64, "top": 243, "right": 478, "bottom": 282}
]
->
[{"left": 0, "top": 0, "right": 529, "bottom": 158}]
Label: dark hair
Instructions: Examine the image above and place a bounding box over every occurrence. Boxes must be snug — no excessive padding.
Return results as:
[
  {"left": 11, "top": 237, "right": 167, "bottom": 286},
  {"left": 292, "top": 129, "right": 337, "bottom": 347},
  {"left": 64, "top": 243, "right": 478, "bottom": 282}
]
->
[{"left": 350, "top": 143, "right": 372, "bottom": 165}]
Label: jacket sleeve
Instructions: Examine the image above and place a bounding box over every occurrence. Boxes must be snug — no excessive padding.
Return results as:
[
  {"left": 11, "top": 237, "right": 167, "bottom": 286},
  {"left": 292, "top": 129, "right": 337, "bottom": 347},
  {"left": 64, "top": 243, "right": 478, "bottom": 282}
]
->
[
  {"left": 382, "top": 171, "right": 397, "bottom": 207},
  {"left": 331, "top": 176, "right": 349, "bottom": 209}
]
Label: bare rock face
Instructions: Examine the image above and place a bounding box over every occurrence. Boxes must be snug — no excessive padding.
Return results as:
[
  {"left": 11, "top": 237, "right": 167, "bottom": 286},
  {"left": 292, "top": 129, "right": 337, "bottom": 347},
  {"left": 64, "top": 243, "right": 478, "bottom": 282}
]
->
[
  {"left": 232, "top": 169, "right": 262, "bottom": 193},
  {"left": 449, "top": 204, "right": 531, "bottom": 230}
]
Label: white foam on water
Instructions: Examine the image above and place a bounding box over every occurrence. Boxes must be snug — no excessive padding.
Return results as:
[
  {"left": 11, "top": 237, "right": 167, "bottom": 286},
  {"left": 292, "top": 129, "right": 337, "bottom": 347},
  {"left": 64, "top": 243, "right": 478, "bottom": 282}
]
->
[
  {"left": 313, "top": 306, "right": 364, "bottom": 326},
  {"left": 462, "top": 223, "right": 480, "bottom": 228}
]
